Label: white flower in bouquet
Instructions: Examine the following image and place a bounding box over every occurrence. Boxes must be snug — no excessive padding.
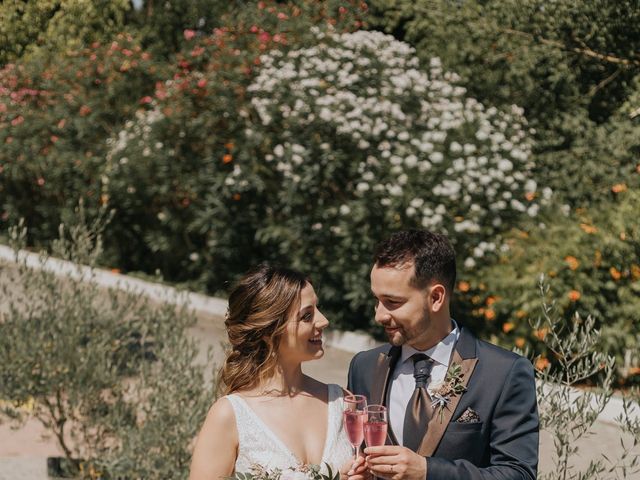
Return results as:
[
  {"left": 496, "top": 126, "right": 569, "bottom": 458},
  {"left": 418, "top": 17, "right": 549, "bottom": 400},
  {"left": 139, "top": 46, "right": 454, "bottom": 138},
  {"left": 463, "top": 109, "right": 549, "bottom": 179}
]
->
[{"left": 281, "top": 471, "right": 311, "bottom": 480}]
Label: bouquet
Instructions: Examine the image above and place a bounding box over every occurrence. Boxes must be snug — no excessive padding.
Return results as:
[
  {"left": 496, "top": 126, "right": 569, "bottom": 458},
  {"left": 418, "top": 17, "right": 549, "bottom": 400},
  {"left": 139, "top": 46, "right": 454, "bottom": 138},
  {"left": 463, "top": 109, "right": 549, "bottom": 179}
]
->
[{"left": 230, "top": 463, "right": 340, "bottom": 480}]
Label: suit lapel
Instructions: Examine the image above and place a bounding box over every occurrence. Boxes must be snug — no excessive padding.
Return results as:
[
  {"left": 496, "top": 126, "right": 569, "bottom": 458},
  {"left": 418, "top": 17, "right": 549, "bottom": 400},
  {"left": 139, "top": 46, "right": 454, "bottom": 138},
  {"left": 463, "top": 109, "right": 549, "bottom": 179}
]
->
[
  {"left": 371, "top": 346, "right": 401, "bottom": 444},
  {"left": 371, "top": 346, "right": 401, "bottom": 405},
  {"left": 417, "top": 328, "right": 478, "bottom": 456}
]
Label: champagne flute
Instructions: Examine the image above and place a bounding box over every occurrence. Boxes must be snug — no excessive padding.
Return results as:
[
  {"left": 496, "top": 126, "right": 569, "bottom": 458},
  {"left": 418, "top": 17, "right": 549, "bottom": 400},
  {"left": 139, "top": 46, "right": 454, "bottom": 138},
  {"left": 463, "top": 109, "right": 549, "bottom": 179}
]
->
[
  {"left": 343, "top": 394, "right": 367, "bottom": 460},
  {"left": 364, "top": 404, "right": 388, "bottom": 447},
  {"left": 364, "top": 405, "right": 388, "bottom": 480}
]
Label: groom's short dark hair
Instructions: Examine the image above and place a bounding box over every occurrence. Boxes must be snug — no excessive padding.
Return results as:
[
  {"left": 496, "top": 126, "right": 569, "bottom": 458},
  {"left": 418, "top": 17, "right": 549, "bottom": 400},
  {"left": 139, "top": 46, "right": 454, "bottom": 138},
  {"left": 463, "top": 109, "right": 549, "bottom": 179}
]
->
[{"left": 374, "top": 229, "right": 457, "bottom": 292}]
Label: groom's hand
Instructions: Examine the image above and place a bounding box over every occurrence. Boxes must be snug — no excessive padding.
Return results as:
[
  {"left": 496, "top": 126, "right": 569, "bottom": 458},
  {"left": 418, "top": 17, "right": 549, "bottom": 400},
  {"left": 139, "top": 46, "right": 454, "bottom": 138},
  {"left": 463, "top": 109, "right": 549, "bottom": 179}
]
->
[{"left": 364, "top": 446, "right": 427, "bottom": 480}]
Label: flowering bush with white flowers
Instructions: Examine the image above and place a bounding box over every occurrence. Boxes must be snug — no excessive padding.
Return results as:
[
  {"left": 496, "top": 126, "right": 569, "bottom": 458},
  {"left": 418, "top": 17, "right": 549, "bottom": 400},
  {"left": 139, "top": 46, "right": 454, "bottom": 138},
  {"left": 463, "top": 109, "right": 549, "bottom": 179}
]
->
[
  {"left": 247, "top": 29, "right": 549, "bottom": 275},
  {"left": 103, "top": 28, "right": 549, "bottom": 330}
]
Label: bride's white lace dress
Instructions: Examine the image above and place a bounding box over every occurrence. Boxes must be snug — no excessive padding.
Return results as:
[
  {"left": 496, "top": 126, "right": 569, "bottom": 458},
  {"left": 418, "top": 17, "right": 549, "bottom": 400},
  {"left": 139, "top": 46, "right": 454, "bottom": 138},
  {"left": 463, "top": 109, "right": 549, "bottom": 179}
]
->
[{"left": 225, "top": 383, "right": 353, "bottom": 474}]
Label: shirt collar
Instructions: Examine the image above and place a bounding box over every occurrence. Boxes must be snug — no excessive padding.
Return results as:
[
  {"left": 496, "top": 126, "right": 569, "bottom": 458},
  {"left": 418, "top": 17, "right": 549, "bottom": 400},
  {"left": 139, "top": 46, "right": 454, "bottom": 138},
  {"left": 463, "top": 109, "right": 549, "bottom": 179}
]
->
[{"left": 400, "top": 319, "right": 459, "bottom": 367}]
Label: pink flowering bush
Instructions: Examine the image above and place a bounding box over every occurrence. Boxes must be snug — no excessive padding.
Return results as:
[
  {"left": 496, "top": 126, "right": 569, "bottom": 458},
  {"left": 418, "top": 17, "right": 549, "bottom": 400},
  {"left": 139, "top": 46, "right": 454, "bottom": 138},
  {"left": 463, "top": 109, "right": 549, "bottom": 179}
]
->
[{"left": 0, "top": 34, "right": 162, "bottom": 248}]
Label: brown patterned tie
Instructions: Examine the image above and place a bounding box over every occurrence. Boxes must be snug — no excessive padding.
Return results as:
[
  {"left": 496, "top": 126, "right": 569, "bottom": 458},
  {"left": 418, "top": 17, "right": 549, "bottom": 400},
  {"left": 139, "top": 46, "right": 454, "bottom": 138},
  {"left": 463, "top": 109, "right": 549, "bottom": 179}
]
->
[{"left": 402, "top": 353, "right": 435, "bottom": 451}]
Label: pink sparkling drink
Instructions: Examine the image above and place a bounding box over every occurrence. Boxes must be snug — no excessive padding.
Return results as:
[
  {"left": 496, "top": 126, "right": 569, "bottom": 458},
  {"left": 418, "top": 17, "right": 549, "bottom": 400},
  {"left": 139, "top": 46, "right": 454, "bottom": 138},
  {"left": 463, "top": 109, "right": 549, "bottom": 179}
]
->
[
  {"left": 364, "top": 420, "right": 388, "bottom": 447},
  {"left": 343, "top": 410, "right": 365, "bottom": 446},
  {"left": 364, "top": 404, "right": 388, "bottom": 447}
]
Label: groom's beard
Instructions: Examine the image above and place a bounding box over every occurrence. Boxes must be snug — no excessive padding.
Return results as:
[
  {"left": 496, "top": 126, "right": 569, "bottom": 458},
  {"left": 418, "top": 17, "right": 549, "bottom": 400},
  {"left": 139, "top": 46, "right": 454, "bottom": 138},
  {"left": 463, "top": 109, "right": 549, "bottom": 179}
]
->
[{"left": 386, "top": 306, "right": 431, "bottom": 347}]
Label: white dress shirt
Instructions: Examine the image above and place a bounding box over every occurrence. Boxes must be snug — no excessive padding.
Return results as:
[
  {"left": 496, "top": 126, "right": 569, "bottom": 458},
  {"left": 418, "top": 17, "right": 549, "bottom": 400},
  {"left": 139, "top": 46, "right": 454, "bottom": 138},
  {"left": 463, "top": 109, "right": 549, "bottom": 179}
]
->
[{"left": 387, "top": 320, "right": 460, "bottom": 445}]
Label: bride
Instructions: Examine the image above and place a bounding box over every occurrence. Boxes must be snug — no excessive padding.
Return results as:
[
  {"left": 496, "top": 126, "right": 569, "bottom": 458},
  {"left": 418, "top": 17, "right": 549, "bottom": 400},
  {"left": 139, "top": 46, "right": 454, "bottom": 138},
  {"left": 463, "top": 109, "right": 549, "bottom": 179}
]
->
[{"left": 189, "top": 265, "right": 367, "bottom": 479}]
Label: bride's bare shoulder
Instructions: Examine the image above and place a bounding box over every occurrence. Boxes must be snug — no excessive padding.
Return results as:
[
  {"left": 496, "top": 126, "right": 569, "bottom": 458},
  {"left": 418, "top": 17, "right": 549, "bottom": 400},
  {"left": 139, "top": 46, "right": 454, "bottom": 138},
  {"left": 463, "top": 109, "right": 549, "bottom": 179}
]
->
[
  {"left": 202, "top": 396, "right": 236, "bottom": 431},
  {"left": 190, "top": 397, "right": 238, "bottom": 478}
]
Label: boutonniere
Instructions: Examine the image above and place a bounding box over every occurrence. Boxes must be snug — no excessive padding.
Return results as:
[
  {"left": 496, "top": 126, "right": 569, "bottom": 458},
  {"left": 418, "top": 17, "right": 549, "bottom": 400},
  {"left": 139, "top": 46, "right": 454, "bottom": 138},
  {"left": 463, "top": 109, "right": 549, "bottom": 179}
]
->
[{"left": 430, "top": 362, "right": 467, "bottom": 422}]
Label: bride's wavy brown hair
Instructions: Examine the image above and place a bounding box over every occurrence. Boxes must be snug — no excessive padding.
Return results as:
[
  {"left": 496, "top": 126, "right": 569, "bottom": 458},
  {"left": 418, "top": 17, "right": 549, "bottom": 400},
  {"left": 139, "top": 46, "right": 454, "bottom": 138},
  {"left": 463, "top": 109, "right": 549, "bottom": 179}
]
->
[{"left": 220, "top": 264, "right": 308, "bottom": 395}]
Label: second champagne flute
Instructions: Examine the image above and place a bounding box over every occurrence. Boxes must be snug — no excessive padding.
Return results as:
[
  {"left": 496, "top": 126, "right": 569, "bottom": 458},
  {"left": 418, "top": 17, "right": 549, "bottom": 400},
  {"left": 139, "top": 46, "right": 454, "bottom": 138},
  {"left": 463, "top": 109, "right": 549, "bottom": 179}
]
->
[
  {"left": 364, "top": 404, "right": 388, "bottom": 447},
  {"left": 343, "top": 394, "right": 367, "bottom": 459}
]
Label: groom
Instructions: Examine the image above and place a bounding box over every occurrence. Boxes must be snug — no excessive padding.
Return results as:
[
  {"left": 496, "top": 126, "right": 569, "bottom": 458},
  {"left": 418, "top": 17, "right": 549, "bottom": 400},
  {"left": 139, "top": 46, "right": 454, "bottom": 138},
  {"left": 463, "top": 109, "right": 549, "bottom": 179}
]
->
[{"left": 347, "top": 230, "right": 538, "bottom": 480}]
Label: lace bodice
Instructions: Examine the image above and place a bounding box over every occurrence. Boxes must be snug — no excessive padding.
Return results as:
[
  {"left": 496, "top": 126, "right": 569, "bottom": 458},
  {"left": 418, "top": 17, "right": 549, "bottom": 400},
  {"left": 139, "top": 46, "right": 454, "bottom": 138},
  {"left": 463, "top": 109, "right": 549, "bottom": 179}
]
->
[{"left": 225, "top": 383, "right": 353, "bottom": 474}]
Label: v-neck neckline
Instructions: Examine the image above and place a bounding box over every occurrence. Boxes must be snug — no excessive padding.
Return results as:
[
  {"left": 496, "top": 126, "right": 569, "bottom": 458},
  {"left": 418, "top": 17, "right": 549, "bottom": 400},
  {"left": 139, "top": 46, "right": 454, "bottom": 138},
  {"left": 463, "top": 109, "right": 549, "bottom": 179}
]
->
[{"left": 232, "top": 384, "right": 334, "bottom": 466}]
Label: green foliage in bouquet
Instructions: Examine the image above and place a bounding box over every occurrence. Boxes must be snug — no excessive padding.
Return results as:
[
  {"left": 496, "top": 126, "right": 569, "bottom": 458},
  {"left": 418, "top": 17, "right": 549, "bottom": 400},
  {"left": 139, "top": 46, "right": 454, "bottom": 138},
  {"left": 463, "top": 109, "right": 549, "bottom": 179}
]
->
[
  {"left": 0, "top": 207, "right": 215, "bottom": 479},
  {"left": 230, "top": 463, "right": 340, "bottom": 480},
  {"left": 462, "top": 188, "right": 640, "bottom": 385}
]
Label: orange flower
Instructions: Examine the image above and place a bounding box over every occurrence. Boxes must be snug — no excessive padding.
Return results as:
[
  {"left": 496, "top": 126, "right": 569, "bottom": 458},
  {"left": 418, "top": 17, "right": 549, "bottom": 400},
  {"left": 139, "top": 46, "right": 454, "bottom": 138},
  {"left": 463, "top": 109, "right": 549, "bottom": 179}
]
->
[
  {"left": 486, "top": 296, "right": 499, "bottom": 306},
  {"left": 515, "top": 337, "right": 526, "bottom": 349},
  {"left": 628, "top": 367, "right": 640, "bottom": 376},
  {"left": 502, "top": 322, "right": 515, "bottom": 333},
  {"left": 484, "top": 309, "right": 496, "bottom": 321},
  {"left": 225, "top": 142, "right": 234, "bottom": 150},
  {"left": 79, "top": 105, "right": 91, "bottom": 116},
  {"left": 223, "top": 154, "right": 233, "bottom": 164},
  {"left": 516, "top": 310, "right": 527, "bottom": 319},
  {"left": 580, "top": 223, "right": 598, "bottom": 234},
  {"left": 611, "top": 183, "right": 627, "bottom": 193},
  {"left": 534, "top": 328, "right": 548, "bottom": 341},
  {"left": 609, "top": 267, "right": 622, "bottom": 280},
  {"left": 233, "top": 193, "right": 241, "bottom": 201},
  {"left": 564, "top": 256, "right": 579, "bottom": 270},
  {"left": 535, "top": 357, "right": 550, "bottom": 371},
  {"left": 524, "top": 191, "right": 536, "bottom": 201},
  {"left": 111, "top": 268, "right": 121, "bottom": 274},
  {"left": 568, "top": 290, "right": 581, "bottom": 302},
  {"left": 458, "top": 281, "right": 470, "bottom": 292}
]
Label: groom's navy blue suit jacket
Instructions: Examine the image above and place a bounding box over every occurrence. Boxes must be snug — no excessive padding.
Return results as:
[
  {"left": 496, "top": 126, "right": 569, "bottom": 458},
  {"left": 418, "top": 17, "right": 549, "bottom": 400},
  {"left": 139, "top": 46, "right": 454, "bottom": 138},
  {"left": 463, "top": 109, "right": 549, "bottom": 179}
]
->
[{"left": 347, "top": 326, "right": 539, "bottom": 480}]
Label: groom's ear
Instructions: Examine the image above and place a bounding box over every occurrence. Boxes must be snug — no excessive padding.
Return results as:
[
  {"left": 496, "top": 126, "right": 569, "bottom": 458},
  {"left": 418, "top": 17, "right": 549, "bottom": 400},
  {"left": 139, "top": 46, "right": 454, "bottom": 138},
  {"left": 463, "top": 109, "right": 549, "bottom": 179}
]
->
[{"left": 428, "top": 283, "right": 447, "bottom": 312}]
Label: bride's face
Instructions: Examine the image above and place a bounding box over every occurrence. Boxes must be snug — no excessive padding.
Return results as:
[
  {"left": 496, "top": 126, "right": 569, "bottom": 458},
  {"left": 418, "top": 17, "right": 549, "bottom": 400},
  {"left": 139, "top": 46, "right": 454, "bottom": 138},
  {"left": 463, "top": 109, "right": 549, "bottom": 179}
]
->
[{"left": 277, "top": 283, "right": 329, "bottom": 364}]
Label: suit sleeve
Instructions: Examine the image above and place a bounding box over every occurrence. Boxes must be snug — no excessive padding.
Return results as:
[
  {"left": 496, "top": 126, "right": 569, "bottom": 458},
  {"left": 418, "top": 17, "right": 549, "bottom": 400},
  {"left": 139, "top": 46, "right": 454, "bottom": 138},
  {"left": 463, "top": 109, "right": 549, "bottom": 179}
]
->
[
  {"left": 347, "top": 352, "right": 360, "bottom": 393},
  {"left": 426, "top": 356, "right": 539, "bottom": 480}
]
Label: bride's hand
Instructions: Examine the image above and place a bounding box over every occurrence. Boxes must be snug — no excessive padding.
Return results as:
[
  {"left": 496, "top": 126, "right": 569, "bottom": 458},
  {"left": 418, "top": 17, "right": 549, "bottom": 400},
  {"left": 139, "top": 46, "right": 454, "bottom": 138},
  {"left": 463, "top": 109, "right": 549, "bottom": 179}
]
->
[{"left": 341, "top": 454, "right": 370, "bottom": 480}]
